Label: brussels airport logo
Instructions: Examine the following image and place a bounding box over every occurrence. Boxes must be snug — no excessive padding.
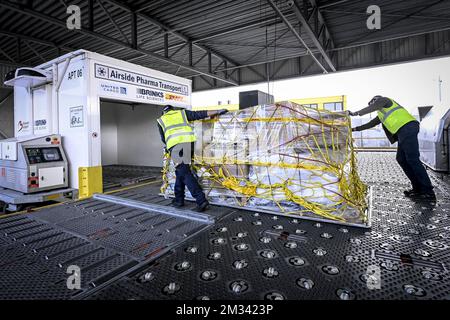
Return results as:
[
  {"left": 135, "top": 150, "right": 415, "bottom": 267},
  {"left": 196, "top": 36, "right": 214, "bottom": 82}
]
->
[
  {"left": 367, "top": 5, "right": 381, "bottom": 30},
  {"left": 17, "top": 120, "right": 29, "bottom": 132}
]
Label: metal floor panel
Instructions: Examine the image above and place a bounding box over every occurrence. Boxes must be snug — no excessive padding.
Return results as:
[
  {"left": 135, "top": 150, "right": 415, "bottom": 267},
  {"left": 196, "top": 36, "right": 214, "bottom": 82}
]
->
[
  {"left": 32, "top": 194, "right": 214, "bottom": 260},
  {"left": 0, "top": 184, "right": 213, "bottom": 299},
  {"left": 88, "top": 152, "right": 450, "bottom": 300},
  {"left": 0, "top": 214, "right": 139, "bottom": 300},
  {"left": 102, "top": 165, "right": 162, "bottom": 191}
]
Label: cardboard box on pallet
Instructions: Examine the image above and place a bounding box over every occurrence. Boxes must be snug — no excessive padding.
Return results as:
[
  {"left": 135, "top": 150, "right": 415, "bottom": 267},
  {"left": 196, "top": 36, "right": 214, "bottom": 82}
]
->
[
  {"left": 211, "top": 139, "right": 250, "bottom": 179},
  {"left": 194, "top": 121, "right": 214, "bottom": 158}
]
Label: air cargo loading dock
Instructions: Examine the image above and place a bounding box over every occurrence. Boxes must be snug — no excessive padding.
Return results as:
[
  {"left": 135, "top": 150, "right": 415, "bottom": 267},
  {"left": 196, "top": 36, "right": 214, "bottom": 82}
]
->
[{"left": 0, "top": 0, "right": 450, "bottom": 301}]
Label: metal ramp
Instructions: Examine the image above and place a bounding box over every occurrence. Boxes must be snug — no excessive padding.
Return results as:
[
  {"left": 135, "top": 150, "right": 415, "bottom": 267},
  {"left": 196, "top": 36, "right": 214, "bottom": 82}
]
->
[
  {"left": 0, "top": 189, "right": 214, "bottom": 299},
  {"left": 0, "top": 214, "right": 139, "bottom": 299}
]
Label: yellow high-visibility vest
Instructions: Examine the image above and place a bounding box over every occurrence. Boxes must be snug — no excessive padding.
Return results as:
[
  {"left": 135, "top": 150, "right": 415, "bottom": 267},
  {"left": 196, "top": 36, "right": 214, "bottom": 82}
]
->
[
  {"left": 377, "top": 99, "right": 416, "bottom": 134},
  {"left": 157, "top": 110, "right": 196, "bottom": 149}
]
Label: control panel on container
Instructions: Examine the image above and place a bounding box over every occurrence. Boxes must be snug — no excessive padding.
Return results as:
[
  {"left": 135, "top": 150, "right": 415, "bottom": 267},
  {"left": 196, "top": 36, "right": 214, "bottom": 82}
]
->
[{"left": 26, "top": 147, "right": 63, "bottom": 164}]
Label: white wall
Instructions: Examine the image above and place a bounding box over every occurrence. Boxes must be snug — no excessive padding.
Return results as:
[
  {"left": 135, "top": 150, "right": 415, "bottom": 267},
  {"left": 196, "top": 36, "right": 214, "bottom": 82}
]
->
[
  {"left": 100, "top": 101, "right": 164, "bottom": 167},
  {"left": 100, "top": 103, "right": 118, "bottom": 165},
  {"left": 193, "top": 56, "right": 450, "bottom": 115}
]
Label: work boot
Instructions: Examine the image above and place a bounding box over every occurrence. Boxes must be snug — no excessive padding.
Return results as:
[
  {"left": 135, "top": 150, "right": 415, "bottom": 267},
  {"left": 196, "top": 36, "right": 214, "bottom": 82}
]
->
[
  {"left": 171, "top": 199, "right": 185, "bottom": 208},
  {"left": 410, "top": 192, "right": 436, "bottom": 202},
  {"left": 404, "top": 189, "right": 420, "bottom": 197},
  {"left": 195, "top": 200, "right": 209, "bottom": 212}
]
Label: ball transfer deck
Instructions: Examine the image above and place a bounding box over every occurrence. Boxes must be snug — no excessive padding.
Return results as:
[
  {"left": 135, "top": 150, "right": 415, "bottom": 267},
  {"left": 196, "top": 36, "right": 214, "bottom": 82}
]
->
[{"left": 0, "top": 152, "right": 449, "bottom": 300}]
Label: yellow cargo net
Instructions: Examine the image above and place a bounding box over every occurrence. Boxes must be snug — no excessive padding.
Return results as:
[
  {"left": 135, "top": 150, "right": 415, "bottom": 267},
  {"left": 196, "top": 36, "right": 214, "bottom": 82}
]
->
[{"left": 161, "top": 101, "right": 368, "bottom": 224}]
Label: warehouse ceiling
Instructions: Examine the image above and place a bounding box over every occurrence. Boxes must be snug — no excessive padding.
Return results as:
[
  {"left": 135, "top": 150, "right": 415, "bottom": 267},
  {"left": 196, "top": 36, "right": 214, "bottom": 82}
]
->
[{"left": 0, "top": 0, "right": 450, "bottom": 91}]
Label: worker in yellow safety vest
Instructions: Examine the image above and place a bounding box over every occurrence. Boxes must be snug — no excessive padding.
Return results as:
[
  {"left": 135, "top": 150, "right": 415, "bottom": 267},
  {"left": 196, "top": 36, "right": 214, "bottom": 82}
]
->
[
  {"left": 349, "top": 96, "right": 435, "bottom": 201},
  {"left": 157, "top": 105, "right": 228, "bottom": 212}
]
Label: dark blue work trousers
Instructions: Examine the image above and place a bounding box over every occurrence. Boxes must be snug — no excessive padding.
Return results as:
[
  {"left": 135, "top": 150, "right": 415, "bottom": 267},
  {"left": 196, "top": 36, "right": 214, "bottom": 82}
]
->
[
  {"left": 396, "top": 121, "right": 433, "bottom": 193},
  {"left": 174, "top": 163, "right": 207, "bottom": 205}
]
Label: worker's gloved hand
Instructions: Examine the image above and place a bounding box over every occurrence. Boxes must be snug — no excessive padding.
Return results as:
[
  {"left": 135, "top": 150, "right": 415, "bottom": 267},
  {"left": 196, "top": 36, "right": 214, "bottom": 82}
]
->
[
  {"left": 347, "top": 110, "right": 358, "bottom": 116},
  {"left": 209, "top": 109, "right": 228, "bottom": 119}
]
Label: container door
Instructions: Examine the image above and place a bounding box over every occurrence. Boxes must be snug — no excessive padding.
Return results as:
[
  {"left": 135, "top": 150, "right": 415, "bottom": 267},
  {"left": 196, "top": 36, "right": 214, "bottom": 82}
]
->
[{"left": 38, "top": 166, "right": 64, "bottom": 188}]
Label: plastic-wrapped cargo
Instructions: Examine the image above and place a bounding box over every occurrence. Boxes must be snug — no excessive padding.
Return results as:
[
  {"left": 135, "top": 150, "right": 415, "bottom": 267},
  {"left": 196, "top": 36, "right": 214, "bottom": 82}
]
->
[
  {"left": 352, "top": 117, "right": 394, "bottom": 148},
  {"left": 161, "top": 101, "right": 370, "bottom": 227}
]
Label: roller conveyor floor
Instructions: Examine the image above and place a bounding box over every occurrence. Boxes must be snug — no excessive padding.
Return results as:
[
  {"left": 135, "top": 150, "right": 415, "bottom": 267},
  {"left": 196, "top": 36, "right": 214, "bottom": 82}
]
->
[{"left": 1, "top": 152, "right": 449, "bottom": 300}]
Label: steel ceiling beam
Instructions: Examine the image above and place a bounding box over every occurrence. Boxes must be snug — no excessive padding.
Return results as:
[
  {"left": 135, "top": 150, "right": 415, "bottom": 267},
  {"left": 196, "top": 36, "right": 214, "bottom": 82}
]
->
[
  {"left": 266, "top": 0, "right": 329, "bottom": 73},
  {"left": 185, "top": 0, "right": 345, "bottom": 45},
  {"left": 194, "top": 13, "right": 296, "bottom": 43},
  {"left": 342, "top": 0, "right": 446, "bottom": 47},
  {"left": 308, "top": 0, "right": 336, "bottom": 48},
  {"left": 134, "top": 1, "right": 166, "bottom": 13},
  {"left": 318, "top": 0, "right": 352, "bottom": 9},
  {"left": 290, "top": 0, "right": 336, "bottom": 71},
  {"left": 212, "top": 25, "right": 450, "bottom": 72},
  {"left": 139, "top": 0, "right": 347, "bottom": 43},
  {"left": 101, "top": 0, "right": 241, "bottom": 67},
  {"left": 200, "top": 40, "right": 302, "bottom": 49},
  {"left": 144, "top": 13, "right": 294, "bottom": 60},
  {"left": 322, "top": 9, "right": 450, "bottom": 22},
  {"left": 153, "top": 12, "right": 297, "bottom": 56},
  {"left": 0, "top": 60, "right": 25, "bottom": 67},
  {"left": 0, "top": 0, "right": 238, "bottom": 86},
  {"left": 152, "top": 0, "right": 348, "bottom": 53},
  {"left": 23, "top": 41, "right": 46, "bottom": 62},
  {"left": 235, "top": 24, "right": 300, "bottom": 66},
  {"left": 0, "top": 30, "right": 72, "bottom": 53},
  {"left": 0, "top": 129, "right": 8, "bottom": 139},
  {"left": 0, "top": 47, "right": 16, "bottom": 63},
  {"left": 141, "top": 3, "right": 337, "bottom": 60},
  {"left": 97, "top": 0, "right": 130, "bottom": 44}
]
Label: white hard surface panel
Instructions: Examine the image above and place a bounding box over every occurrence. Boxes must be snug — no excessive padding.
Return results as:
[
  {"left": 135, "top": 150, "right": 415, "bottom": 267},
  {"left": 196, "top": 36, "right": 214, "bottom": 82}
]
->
[
  {"left": 38, "top": 166, "right": 64, "bottom": 188},
  {"left": 1, "top": 141, "right": 17, "bottom": 160},
  {"left": 100, "top": 103, "right": 118, "bottom": 166}
]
